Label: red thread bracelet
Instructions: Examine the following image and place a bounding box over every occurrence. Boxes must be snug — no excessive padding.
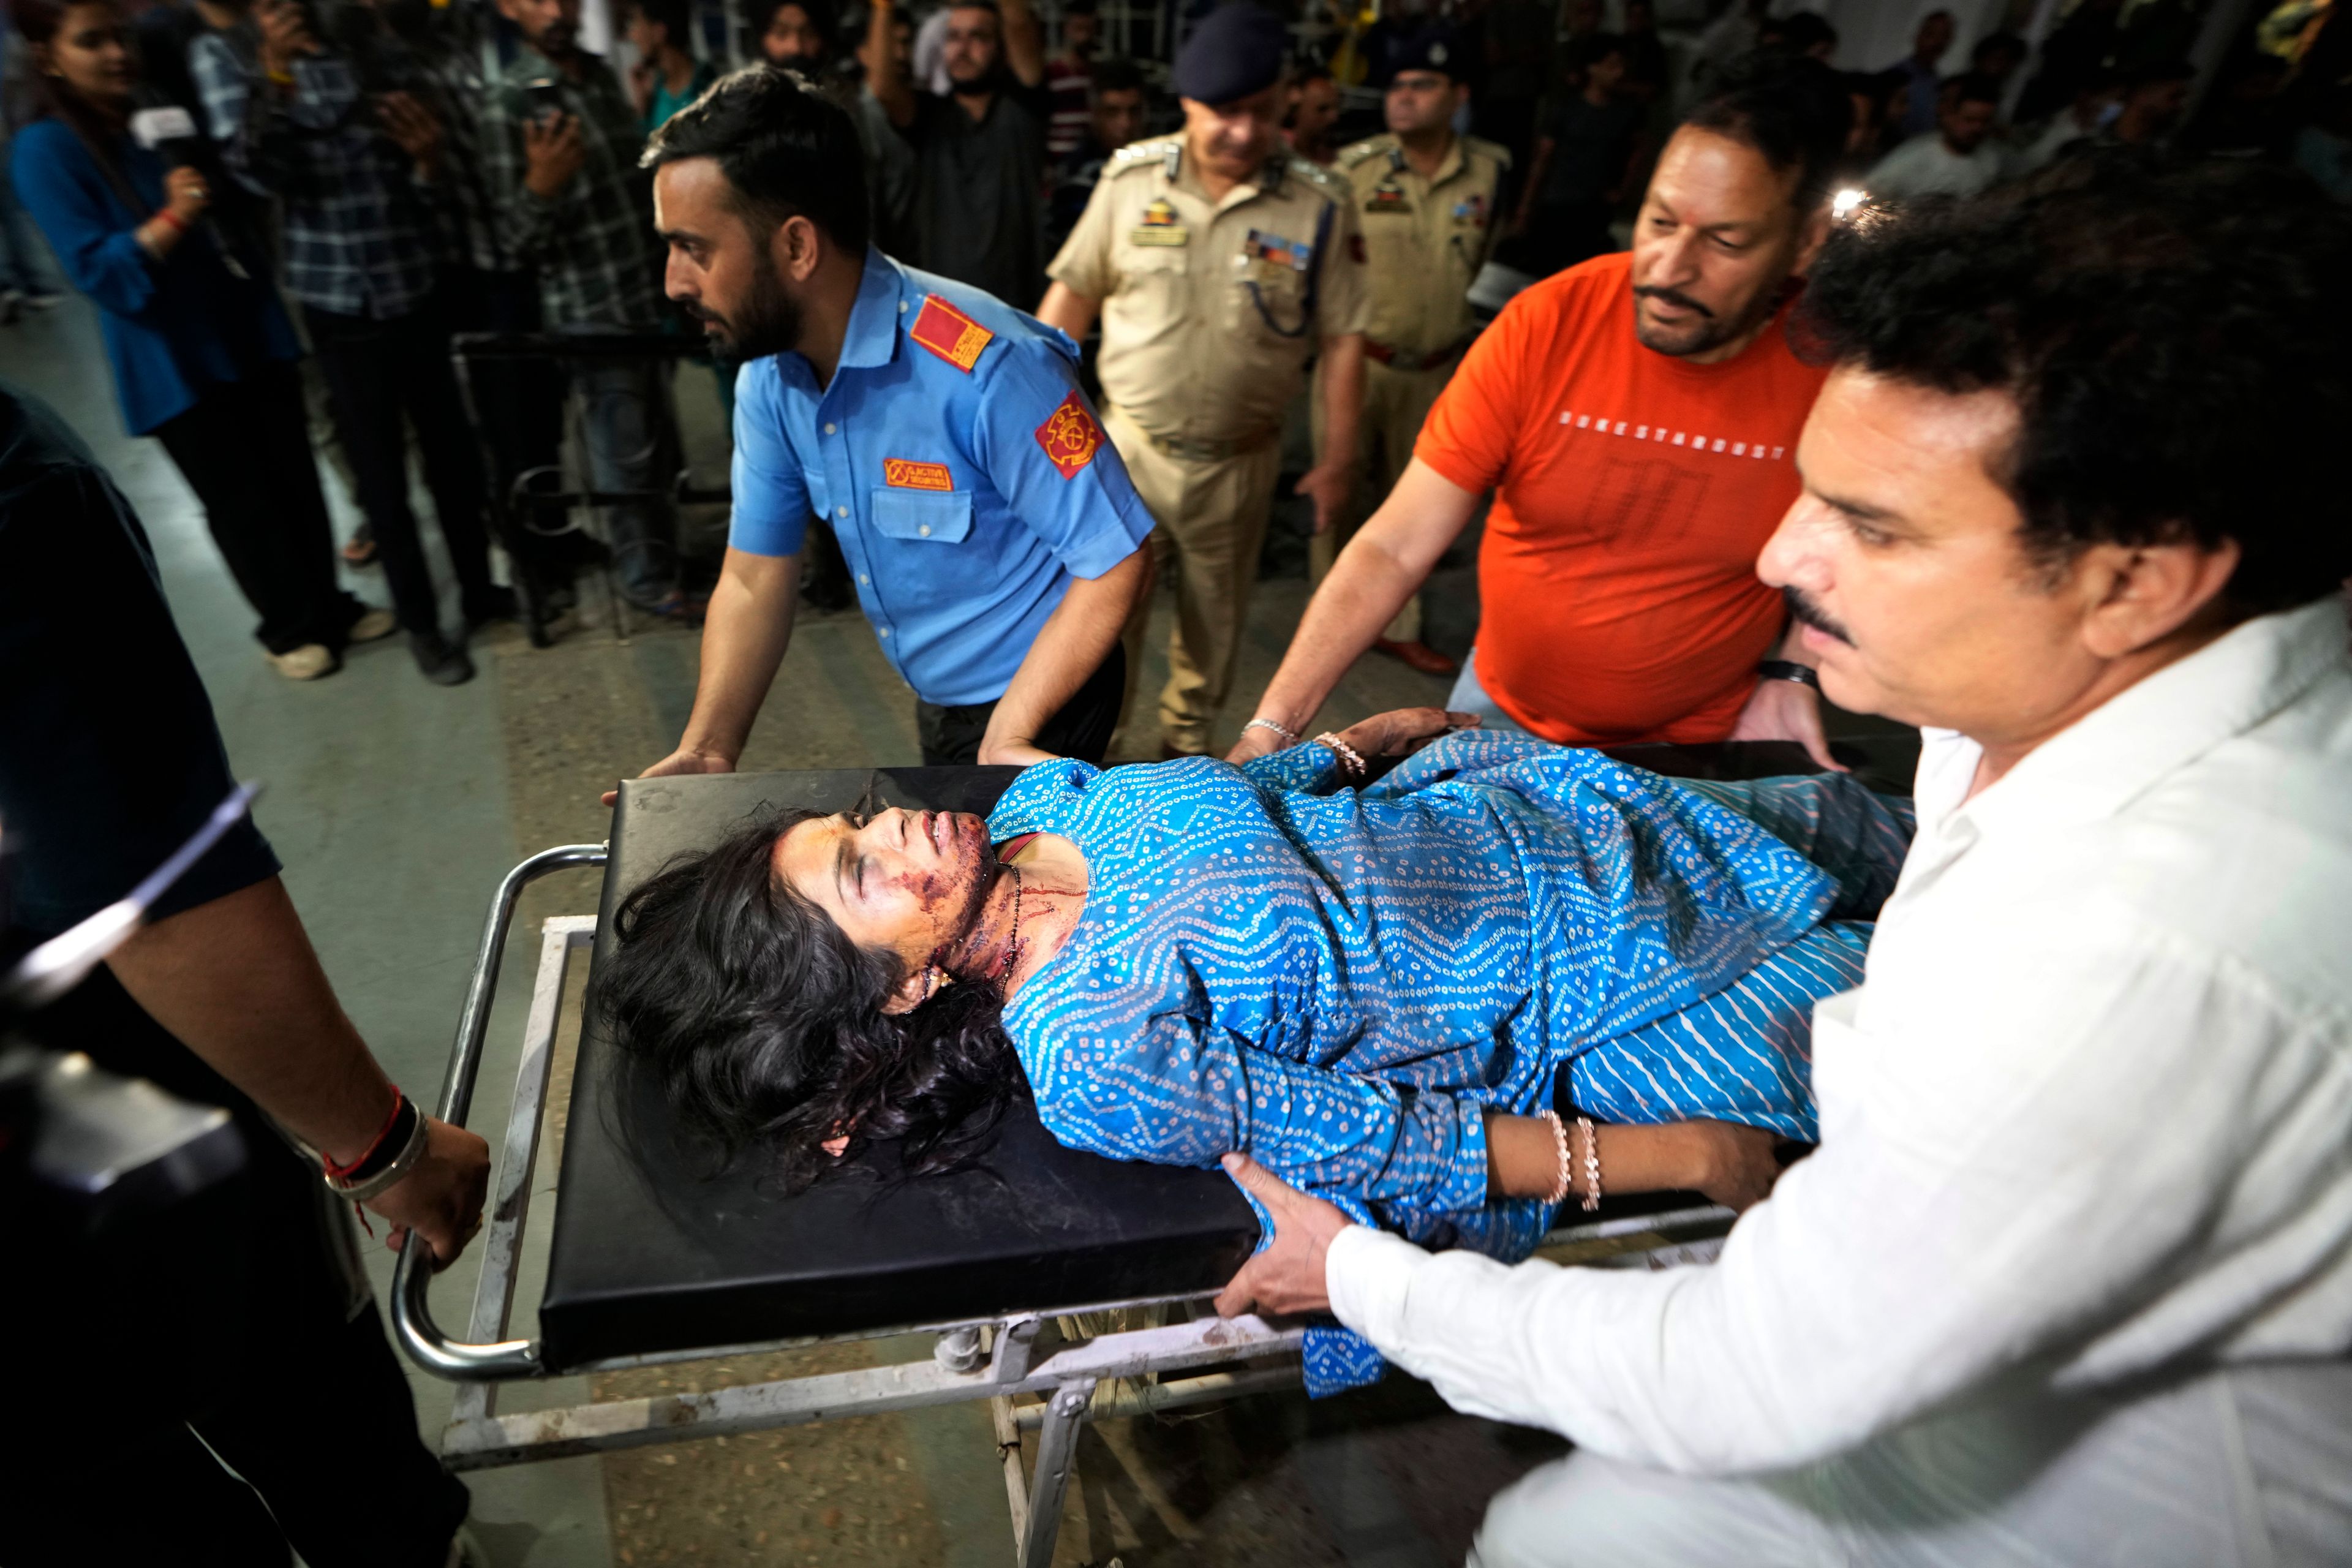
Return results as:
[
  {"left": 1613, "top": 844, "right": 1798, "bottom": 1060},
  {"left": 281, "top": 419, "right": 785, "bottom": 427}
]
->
[
  {"left": 322, "top": 1089, "right": 409, "bottom": 1180},
  {"left": 156, "top": 207, "right": 189, "bottom": 236}
]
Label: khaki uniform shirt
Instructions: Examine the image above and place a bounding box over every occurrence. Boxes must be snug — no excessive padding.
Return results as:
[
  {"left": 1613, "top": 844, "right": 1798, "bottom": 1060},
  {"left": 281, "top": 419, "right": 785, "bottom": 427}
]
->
[
  {"left": 1337, "top": 132, "right": 1512, "bottom": 361},
  {"left": 1048, "top": 136, "right": 1371, "bottom": 445}
]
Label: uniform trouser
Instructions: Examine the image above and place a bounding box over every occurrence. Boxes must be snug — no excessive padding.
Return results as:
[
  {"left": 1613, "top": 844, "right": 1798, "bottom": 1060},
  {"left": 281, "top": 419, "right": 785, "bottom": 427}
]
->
[
  {"left": 1105, "top": 406, "right": 1284, "bottom": 755},
  {"left": 1469, "top": 1360, "right": 2352, "bottom": 1568},
  {"left": 1308, "top": 356, "right": 1452, "bottom": 644}
]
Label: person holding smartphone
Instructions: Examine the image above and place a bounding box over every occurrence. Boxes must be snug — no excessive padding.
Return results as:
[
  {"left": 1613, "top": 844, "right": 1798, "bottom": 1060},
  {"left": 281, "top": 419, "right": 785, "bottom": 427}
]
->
[
  {"left": 473, "top": 0, "right": 701, "bottom": 622},
  {"left": 191, "top": 0, "right": 511, "bottom": 684}
]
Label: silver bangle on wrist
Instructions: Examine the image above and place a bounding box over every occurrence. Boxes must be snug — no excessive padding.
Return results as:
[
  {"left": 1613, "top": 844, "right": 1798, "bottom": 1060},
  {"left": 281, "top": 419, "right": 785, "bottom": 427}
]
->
[
  {"left": 326, "top": 1104, "right": 432, "bottom": 1202},
  {"left": 1243, "top": 717, "right": 1302, "bottom": 746}
]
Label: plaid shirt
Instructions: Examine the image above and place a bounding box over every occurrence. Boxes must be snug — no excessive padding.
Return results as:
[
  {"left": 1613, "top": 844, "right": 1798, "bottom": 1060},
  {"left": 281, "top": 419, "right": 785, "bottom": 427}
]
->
[
  {"left": 416, "top": 48, "right": 514, "bottom": 276},
  {"left": 472, "top": 48, "right": 665, "bottom": 329},
  {"left": 191, "top": 37, "right": 443, "bottom": 319}
]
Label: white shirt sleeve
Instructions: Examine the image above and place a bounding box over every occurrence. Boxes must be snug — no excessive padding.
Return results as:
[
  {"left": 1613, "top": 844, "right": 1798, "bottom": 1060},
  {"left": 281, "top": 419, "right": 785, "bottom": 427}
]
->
[{"left": 1327, "top": 910, "right": 2340, "bottom": 1475}]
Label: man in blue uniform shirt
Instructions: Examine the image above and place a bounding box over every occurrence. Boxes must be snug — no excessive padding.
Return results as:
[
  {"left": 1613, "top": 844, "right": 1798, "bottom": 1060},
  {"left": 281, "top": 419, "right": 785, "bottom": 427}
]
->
[{"left": 619, "top": 65, "right": 1154, "bottom": 782}]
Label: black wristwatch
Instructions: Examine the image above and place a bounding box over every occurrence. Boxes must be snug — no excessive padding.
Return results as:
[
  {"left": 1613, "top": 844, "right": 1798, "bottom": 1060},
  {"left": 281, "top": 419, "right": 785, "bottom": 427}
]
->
[{"left": 1757, "top": 659, "right": 1821, "bottom": 692}]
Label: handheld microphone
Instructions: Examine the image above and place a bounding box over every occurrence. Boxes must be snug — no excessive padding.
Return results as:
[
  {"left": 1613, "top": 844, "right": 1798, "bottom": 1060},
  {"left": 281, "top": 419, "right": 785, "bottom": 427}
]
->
[
  {"left": 127, "top": 105, "right": 251, "bottom": 279},
  {"left": 128, "top": 104, "right": 202, "bottom": 168}
]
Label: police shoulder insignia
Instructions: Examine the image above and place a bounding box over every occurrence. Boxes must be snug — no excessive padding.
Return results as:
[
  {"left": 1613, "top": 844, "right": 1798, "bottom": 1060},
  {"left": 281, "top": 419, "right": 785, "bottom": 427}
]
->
[
  {"left": 1336, "top": 137, "right": 1391, "bottom": 171},
  {"left": 1108, "top": 136, "right": 1178, "bottom": 175},
  {"left": 884, "top": 458, "right": 954, "bottom": 491},
  {"left": 1463, "top": 133, "right": 1514, "bottom": 172},
  {"left": 910, "top": 295, "right": 993, "bottom": 373},
  {"left": 1291, "top": 159, "right": 1346, "bottom": 197},
  {"left": 1035, "top": 390, "right": 1105, "bottom": 480}
]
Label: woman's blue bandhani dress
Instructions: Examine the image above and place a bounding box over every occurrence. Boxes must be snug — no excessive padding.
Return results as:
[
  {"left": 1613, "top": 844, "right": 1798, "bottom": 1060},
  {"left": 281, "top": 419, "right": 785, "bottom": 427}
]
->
[{"left": 986, "top": 731, "right": 1914, "bottom": 1393}]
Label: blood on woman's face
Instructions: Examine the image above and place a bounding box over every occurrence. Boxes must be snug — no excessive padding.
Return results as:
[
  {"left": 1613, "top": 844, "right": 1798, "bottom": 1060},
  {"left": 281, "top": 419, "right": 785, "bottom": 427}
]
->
[{"left": 773, "top": 808, "right": 995, "bottom": 979}]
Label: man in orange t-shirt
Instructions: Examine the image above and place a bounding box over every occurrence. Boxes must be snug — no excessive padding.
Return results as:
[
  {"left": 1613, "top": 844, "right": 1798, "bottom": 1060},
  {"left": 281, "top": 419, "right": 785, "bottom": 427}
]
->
[{"left": 1233, "top": 60, "right": 1852, "bottom": 763}]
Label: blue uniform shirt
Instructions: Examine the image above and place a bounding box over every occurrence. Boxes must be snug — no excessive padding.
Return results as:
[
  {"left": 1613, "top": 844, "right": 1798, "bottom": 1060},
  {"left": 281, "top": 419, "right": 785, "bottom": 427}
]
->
[{"left": 729, "top": 250, "right": 1157, "bottom": 707}]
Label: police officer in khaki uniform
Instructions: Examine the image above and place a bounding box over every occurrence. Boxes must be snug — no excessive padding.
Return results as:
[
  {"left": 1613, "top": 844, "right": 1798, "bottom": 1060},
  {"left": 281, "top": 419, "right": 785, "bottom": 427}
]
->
[
  {"left": 1039, "top": 4, "right": 1369, "bottom": 757},
  {"left": 1320, "top": 25, "right": 1511, "bottom": 677}
]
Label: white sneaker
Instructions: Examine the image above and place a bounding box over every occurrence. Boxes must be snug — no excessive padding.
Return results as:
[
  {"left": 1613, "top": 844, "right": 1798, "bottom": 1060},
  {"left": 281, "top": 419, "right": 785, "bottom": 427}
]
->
[
  {"left": 349, "top": 607, "right": 399, "bottom": 643},
  {"left": 266, "top": 643, "right": 338, "bottom": 680}
]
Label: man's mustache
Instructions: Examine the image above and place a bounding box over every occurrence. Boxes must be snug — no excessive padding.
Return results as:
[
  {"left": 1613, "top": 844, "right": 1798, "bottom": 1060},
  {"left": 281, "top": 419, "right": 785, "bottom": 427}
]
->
[
  {"left": 1783, "top": 585, "right": 1855, "bottom": 647},
  {"left": 1634, "top": 284, "right": 1714, "bottom": 318}
]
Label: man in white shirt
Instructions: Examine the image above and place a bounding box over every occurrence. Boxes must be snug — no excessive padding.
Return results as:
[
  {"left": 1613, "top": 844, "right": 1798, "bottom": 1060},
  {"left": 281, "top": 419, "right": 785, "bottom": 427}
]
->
[
  {"left": 1214, "top": 157, "right": 2352, "bottom": 1563},
  {"left": 1867, "top": 71, "right": 2005, "bottom": 202}
]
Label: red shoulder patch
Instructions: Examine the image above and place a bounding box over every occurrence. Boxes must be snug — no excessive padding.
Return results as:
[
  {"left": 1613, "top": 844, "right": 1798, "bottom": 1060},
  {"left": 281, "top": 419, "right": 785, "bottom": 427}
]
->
[
  {"left": 908, "top": 295, "right": 993, "bottom": 372},
  {"left": 1035, "top": 391, "right": 1105, "bottom": 480}
]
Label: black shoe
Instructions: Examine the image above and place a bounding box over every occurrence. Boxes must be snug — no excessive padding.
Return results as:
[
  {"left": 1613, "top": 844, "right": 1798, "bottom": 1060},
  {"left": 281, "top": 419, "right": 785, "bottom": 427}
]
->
[
  {"left": 463, "top": 584, "right": 518, "bottom": 629},
  {"left": 410, "top": 630, "right": 477, "bottom": 686}
]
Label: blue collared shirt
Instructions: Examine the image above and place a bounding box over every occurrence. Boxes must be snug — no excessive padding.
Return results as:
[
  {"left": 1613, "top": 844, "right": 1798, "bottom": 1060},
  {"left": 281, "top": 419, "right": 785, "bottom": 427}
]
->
[{"left": 730, "top": 251, "right": 1156, "bottom": 707}]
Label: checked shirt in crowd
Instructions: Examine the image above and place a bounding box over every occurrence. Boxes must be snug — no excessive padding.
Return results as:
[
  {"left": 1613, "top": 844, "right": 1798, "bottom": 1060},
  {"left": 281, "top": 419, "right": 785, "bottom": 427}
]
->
[
  {"left": 728, "top": 250, "right": 1156, "bottom": 707},
  {"left": 473, "top": 47, "right": 666, "bottom": 329},
  {"left": 191, "top": 43, "right": 440, "bottom": 318}
]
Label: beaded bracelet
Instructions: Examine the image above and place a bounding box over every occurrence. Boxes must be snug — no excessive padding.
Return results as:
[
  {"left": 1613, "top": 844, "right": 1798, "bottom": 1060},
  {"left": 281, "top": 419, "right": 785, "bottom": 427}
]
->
[
  {"left": 1578, "top": 1115, "right": 1602, "bottom": 1213},
  {"left": 1535, "top": 1109, "right": 1572, "bottom": 1206},
  {"left": 1314, "top": 731, "right": 1368, "bottom": 780}
]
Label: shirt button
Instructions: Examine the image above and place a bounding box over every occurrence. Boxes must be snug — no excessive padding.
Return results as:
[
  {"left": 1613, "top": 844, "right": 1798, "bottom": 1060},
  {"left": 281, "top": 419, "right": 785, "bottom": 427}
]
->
[
  {"left": 858, "top": 573, "right": 869, "bottom": 584},
  {"left": 823, "top": 422, "right": 836, "bottom": 434},
  {"left": 918, "top": 524, "right": 931, "bottom": 537},
  {"left": 836, "top": 505, "right": 848, "bottom": 518},
  {"left": 878, "top": 627, "right": 891, "bottom": 638},
  {"left": 899, "top": 301, "right": 909, "bottom": 313}
]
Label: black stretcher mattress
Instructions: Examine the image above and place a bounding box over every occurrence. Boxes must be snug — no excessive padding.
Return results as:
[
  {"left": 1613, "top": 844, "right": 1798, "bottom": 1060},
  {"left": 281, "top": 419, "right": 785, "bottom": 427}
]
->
[{"left": 539, "top": 739, "right": 1913, "bottom": 1371}]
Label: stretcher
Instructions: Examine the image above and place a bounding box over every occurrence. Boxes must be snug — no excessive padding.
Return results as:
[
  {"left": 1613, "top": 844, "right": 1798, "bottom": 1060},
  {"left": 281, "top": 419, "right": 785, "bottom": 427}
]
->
[{"left": 392, "top": 740, "right": 1908, "bottom": 1566}]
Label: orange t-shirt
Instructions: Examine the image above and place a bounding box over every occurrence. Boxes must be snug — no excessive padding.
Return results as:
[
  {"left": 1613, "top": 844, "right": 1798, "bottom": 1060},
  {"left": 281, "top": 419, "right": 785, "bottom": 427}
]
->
[{"left": 1415, "top": 251, "right": 1828, "bottom": 745}]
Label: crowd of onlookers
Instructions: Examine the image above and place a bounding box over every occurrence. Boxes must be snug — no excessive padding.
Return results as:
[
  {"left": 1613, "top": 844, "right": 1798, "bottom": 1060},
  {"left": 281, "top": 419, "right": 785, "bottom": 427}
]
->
[{"left": 3, "top": 0, "right": 2351, "bottom": 688}]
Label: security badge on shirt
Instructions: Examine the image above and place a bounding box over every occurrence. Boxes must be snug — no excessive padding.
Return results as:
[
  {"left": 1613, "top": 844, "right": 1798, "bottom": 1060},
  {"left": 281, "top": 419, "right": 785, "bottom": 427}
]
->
[
  {"left": 1364, "top": 182, "right": 1488, "bottom": 230},
  {"left": 1133, "top": 197, "right": 1187, "bottom": 247}
]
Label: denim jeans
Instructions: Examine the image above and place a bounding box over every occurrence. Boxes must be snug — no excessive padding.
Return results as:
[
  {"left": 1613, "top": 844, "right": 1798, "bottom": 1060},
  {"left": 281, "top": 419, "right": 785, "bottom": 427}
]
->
[
  {"left": 1445, "top": 647, "right": 1531, "bottom": 736},
  {"left": 562, "top": 324, "right": 682, "bottom": 605}
]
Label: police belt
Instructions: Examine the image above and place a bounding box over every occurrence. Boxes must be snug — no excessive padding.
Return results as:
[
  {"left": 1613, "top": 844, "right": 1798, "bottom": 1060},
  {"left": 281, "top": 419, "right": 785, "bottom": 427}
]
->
[
  {"left": 1364, "top": 336, "right": 1472, "bottom": 374},
  {"left": 1106, "top": 407, "right": 1281, "bottom": 464}
]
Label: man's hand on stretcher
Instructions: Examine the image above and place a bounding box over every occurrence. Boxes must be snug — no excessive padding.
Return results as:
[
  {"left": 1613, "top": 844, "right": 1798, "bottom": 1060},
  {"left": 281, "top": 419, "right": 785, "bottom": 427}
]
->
[
  {"left": 601, "top": 745, "right": 736, "bottom": 809},
  {"left": 1214, "top": 1117, "right": 1787, "bottom": 1319}
]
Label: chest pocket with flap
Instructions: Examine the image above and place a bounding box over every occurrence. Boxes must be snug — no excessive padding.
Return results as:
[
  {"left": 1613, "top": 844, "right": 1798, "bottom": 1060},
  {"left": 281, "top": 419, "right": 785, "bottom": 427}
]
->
[
  {"left": 870, "top": 487, "right": 974, "bottom": 544},
  {"left": 866, "top": 488, "right": 976, "bottom": 616}
]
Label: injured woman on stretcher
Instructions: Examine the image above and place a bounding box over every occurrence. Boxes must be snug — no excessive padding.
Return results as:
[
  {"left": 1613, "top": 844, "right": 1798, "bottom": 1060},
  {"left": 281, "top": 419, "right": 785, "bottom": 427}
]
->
[{"left": 592, "top": 713, "right": 1915, "bottom": 1392}]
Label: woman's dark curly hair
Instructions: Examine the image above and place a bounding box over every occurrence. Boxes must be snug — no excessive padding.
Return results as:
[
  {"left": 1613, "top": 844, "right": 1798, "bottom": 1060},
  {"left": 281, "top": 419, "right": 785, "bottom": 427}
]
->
[
  {"left": 587, "top": 809, "right": 1027, "bottom": 1191},
  {"left": 1798, "top": 152, "right": 2352, "bottom": 616}
]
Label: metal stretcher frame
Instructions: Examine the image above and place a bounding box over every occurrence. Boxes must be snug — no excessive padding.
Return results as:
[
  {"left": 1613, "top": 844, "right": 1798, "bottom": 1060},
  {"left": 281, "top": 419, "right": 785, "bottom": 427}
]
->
[{"left": 391, "top": 845, "right": 1738, "bottom": 1568}]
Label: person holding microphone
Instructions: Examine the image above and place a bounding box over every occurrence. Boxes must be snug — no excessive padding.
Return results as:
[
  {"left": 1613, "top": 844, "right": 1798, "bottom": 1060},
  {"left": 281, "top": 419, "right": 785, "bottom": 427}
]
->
[{"left": 9, "top": 0, "right": 385, "bottom": 681}]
